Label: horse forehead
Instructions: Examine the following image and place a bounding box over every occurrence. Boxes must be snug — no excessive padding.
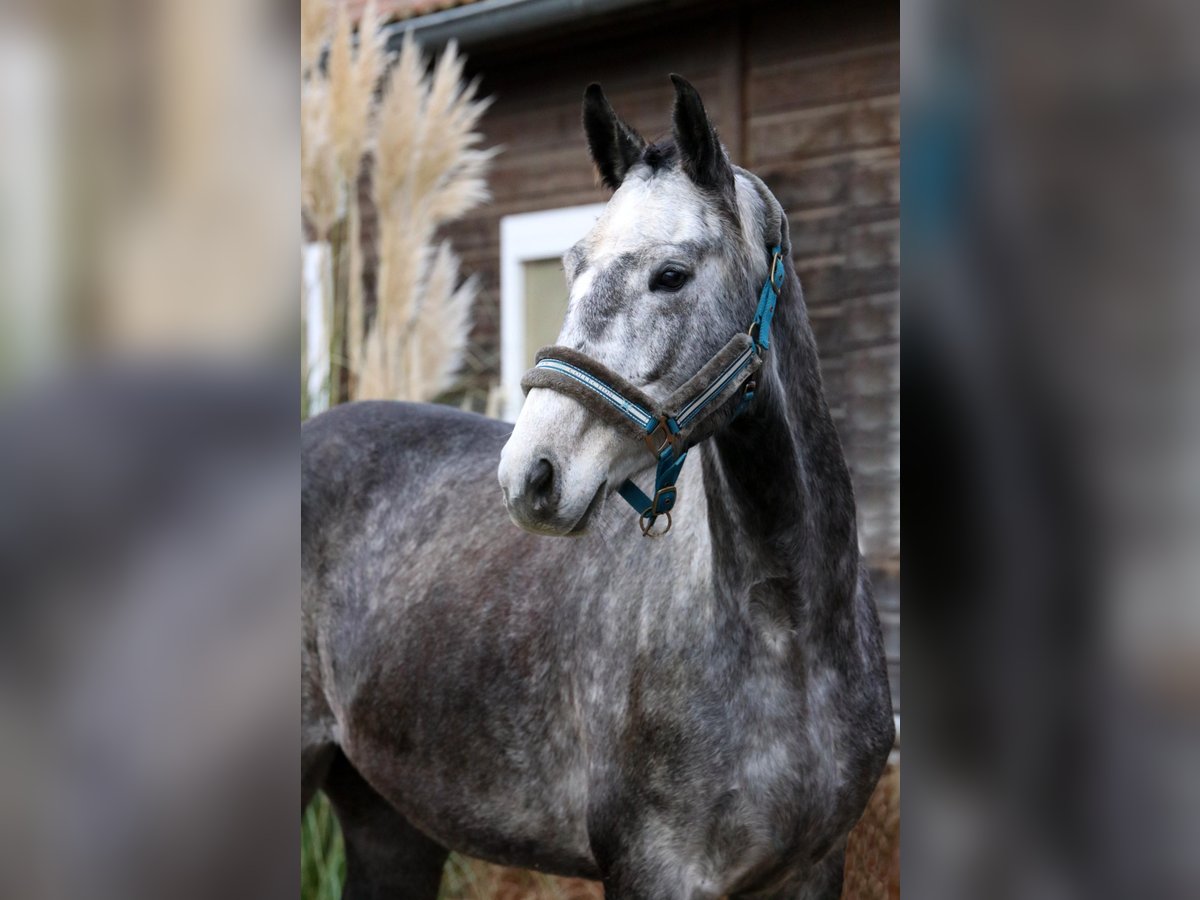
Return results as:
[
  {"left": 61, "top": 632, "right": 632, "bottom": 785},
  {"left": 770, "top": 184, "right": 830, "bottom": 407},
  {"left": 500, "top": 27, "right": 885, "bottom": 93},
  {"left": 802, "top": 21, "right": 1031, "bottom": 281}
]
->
[{"left": 587, "top": 175, "right": 720, "bottom": 255}]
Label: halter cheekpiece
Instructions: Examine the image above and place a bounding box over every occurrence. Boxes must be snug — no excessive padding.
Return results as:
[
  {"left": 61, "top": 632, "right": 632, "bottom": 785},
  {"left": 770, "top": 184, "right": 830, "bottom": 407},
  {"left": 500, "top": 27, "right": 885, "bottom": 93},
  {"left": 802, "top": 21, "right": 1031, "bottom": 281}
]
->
[{"left": 521, "top": 245, "right": 785, "bottom": 537}]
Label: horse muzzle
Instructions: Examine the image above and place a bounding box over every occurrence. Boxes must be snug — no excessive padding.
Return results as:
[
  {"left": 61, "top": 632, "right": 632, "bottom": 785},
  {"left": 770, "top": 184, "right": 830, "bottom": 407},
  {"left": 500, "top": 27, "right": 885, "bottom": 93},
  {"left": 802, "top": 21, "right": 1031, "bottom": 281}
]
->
[{"left": 498, "top": 390, "right": 623, "bottom": 536}]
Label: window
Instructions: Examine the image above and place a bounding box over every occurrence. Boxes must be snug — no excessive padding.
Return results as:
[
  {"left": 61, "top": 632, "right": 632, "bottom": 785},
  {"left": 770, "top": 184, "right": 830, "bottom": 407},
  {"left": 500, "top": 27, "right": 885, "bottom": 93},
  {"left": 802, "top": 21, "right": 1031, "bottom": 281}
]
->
[{"left": 499, "top": 203, "right": 605, "bottom": 421}]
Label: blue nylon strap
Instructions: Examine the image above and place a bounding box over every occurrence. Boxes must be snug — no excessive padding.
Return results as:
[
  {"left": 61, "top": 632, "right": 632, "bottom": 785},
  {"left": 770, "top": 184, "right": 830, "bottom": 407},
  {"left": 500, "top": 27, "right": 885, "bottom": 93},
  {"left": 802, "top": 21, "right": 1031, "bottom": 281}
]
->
[
  {"left": 750, "top": 245, "right": 784, "bottom": 352},
  {"left": 732, "top": 385, "right": 756, "bottom": 420},
  {"left": 618, "top": 447, "right": 688, "bottom": 520}
]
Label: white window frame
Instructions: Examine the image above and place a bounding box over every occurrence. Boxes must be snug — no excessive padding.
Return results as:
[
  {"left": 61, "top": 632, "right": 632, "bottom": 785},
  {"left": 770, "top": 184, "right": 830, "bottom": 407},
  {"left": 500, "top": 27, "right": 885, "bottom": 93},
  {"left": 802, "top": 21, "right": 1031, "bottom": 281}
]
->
[{"left": 499, "top": 203, "right": 606, "bottom": 421}]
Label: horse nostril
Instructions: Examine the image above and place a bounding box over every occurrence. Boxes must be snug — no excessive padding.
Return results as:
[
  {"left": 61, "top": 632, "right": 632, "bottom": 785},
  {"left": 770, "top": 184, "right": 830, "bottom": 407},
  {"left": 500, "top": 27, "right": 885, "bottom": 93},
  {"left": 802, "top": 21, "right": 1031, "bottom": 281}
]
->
[{"left": 525, "top": 457, "right": 556, "bottom": 508}]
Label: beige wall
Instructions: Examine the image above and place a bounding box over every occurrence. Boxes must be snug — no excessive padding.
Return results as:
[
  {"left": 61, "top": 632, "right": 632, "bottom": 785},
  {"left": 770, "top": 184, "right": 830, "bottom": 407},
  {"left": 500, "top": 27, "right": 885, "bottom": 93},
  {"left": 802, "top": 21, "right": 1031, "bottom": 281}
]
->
[{"left": 521, "top": 258, "right": 569, "bottom": 369}]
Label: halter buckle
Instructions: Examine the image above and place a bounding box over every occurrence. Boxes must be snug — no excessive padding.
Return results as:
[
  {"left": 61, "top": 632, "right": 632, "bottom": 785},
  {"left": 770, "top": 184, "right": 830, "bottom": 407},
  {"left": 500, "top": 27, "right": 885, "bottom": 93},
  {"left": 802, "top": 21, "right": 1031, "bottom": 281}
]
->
[
  {"left": 652, "top": 484, "right": 677, "bottom": 513},
  {"left": 643, "top": 416, "right": 679, "bottom": 457}
]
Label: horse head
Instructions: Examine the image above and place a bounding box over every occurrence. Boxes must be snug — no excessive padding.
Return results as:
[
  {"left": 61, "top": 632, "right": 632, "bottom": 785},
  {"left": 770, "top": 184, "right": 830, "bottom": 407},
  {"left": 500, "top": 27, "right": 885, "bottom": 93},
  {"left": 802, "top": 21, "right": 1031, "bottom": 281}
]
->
[{"left": 499, "top": 75, "right": 788, "bottom": 536}]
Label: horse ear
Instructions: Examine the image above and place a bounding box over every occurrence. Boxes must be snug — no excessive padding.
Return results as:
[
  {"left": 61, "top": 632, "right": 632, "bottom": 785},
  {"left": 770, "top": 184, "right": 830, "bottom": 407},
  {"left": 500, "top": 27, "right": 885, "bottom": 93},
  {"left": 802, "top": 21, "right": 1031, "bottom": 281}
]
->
[
  {"left": 582, "top": 83, "right": 645, "bottom": 191},
  {"left": 669, "top": 74, "right": 734, "bottom": 194}
]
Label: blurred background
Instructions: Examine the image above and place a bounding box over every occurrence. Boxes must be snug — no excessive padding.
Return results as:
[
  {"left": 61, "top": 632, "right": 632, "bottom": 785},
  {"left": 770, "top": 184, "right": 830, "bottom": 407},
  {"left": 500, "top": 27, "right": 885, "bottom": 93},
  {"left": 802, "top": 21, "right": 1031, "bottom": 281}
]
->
[
  {"left": 1, "top": 0, "right": 1198, "bottom": 898},
  {"left": 0, "top": 0, "right": 298, "bottom": 898},
  {"left": 903, "top": 0, "right": 1200, "bottom": 898}
]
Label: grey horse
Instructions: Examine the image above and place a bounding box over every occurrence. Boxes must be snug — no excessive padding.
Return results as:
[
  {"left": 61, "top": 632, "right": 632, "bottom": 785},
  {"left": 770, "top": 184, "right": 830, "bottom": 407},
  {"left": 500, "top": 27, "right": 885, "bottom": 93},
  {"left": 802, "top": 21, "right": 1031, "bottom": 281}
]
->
[{"left": 302, "top": 75, "right": 894, "bottom": 900}]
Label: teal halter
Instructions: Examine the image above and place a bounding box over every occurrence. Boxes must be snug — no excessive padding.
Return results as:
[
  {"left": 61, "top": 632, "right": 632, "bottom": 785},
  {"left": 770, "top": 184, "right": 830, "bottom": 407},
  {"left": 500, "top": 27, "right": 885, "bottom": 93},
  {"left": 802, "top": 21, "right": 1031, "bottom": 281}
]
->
[{"left": 521, "top": 246, "right": 785, "bottom": 536}]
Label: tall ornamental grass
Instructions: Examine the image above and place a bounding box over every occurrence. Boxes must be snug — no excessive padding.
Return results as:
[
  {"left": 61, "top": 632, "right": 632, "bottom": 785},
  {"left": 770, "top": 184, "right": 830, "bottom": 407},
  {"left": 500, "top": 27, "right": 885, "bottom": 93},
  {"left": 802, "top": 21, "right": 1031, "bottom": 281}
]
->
[{"left": 301, "top": 0, "right": 493, "bottom": 414}]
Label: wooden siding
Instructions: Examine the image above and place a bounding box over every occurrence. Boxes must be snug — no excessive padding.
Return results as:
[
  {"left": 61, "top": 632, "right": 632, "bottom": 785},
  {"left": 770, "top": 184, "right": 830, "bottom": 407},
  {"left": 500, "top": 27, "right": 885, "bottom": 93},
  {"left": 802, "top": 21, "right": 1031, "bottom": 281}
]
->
[{"left": 440, "top": 0, "right": 900, "bottom": 707}]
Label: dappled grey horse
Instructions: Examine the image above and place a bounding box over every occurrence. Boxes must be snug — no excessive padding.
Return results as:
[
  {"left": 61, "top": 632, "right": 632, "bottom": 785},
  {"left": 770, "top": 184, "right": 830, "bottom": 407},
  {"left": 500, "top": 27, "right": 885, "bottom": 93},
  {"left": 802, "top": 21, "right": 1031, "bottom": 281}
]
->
[{"left": 302, "top": 76, "right": 894, "bottom": 899}]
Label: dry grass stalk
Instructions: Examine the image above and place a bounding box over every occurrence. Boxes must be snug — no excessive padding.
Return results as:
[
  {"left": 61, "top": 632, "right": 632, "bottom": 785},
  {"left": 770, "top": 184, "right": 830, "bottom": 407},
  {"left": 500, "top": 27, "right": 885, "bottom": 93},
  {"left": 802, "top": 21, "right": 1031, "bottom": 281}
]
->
[
  {"left": 337, "top": 1, "right": 381, "bottom": 381},
  {"left": 300, "top": 1, "right": 493, "bottom": 409},
  {"left": 352, "top": 0, "right": 385, "bottom": 148},
  {"left": 361, "top": 32, "right": 493, "bottom": 402},
  {"left": 410, "top": 241, "right": 476, "bottom": 398},
  {"left": 300, "top": 0, "right": 330, "bottom": 76},
  {"left": 373, "top": 32, "right": 428, "bottom": 221},
  {"left": 301, "top": 80, "right": 339, "bottom": 240},
  {"left": 328, "top": 1, "right": 379, "bottom": 186},
  {"left": 345, "top": 185, "right": 365, "bottom": 377}
]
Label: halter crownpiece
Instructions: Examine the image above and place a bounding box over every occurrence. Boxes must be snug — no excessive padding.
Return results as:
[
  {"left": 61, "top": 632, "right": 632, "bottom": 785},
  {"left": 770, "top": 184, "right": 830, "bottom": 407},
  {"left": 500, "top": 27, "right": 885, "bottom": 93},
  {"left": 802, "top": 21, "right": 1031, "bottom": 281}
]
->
[{"left": 520, "top": 245, "right": 785, "bottom": 537}]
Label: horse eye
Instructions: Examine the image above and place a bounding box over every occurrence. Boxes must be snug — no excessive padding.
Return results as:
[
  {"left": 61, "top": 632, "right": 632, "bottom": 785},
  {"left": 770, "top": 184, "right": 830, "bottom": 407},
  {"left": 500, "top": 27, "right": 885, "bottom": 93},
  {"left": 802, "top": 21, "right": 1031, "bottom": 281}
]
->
[{"left": 654, "top": 267, "right": 688, "bottom": 292}]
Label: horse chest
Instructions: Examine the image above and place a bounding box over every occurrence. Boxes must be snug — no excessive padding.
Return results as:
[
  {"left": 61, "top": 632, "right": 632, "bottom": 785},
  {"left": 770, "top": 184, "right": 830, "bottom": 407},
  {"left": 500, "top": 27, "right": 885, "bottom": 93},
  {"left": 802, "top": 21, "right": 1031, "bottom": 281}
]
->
[{"left": 601, "top": 648, "right": 846, "bottom": 885}]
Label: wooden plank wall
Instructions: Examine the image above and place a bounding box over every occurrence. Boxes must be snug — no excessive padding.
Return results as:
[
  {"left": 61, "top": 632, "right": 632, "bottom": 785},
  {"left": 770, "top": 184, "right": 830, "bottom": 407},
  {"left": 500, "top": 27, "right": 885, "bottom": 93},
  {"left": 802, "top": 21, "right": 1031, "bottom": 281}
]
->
[
  {"left": 742, "top": 2, "right": 900, "bottom": 704},
  {"left": 449, "top": 0, "right": 900, "bottom": 708}
]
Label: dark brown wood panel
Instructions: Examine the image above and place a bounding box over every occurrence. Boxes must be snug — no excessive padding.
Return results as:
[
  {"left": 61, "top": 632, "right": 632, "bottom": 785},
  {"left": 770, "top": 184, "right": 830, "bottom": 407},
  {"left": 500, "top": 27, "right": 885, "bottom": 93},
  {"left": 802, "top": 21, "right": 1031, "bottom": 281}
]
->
[{"left": 749, "top": 43, "right": 900, "bottom": 112}]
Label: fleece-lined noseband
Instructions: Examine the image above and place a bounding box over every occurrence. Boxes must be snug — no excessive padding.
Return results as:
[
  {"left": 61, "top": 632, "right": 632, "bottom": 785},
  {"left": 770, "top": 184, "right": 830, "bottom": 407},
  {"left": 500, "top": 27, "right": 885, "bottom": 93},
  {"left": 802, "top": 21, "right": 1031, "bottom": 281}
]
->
[{"left": 520, "top": 245, "right": 785, "bottom": 536}]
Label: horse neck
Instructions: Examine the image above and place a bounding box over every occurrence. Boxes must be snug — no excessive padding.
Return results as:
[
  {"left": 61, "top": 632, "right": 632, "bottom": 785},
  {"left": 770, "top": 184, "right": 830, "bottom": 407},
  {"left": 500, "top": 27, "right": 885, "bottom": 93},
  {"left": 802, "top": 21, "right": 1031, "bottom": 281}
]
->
[{"left": 699, "top": 266, "right": 861, "bottom": 638}]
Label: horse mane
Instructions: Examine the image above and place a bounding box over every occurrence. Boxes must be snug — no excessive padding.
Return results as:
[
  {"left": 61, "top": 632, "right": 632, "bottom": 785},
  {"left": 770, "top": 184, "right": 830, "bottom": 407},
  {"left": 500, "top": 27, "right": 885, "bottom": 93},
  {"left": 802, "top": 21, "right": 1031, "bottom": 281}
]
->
[{"left": 640, "top": 139, "right": 678, "bottom": 173}]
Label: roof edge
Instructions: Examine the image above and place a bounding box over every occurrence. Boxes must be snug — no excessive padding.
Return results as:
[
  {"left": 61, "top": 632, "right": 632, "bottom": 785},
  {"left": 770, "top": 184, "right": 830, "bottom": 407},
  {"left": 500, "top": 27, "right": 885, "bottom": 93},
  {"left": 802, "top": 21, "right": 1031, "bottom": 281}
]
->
[{"left": 383, "top": 0, "right": 659, "bottom": 52}]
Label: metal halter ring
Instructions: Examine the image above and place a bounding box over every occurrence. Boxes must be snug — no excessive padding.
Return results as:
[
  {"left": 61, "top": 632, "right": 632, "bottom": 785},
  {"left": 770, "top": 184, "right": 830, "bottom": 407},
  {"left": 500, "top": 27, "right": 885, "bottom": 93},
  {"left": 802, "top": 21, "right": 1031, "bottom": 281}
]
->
[
  {"left": 769, "top": 249, "right": 785, "bottom": 292},
  {"left": 639, "top": 510, "right": 672, "bottom": 537}
]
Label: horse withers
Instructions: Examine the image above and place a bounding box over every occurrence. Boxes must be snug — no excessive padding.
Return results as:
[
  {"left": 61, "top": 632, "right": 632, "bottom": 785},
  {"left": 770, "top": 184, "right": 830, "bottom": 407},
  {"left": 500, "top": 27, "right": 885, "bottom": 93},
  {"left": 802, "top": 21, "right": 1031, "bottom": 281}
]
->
[{"left": 302, "top": 75, "right": 894, "bottom": 900}]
